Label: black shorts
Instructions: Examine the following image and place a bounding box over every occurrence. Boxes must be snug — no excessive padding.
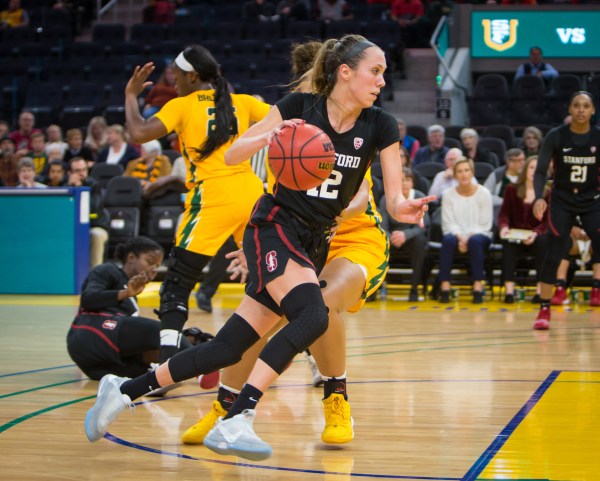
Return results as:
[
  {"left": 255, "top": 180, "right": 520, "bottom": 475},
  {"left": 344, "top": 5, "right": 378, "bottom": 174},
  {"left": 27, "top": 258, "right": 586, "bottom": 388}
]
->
[
  {"left": 244, "top": 194, "right": 331, "bottom": 311},
  {"left": 66, "top": 313, "right": 158, "bottom": 380}
]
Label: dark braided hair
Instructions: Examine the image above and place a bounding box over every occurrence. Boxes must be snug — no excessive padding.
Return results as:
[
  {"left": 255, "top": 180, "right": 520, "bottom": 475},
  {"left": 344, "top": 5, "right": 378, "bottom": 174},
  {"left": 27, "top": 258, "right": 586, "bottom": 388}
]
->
[
  {"left": 183, "top": 45, "right": 237, "bottom": 161},
  {"left": 114, "top": 236, "right": 163, "bottom": 264}
]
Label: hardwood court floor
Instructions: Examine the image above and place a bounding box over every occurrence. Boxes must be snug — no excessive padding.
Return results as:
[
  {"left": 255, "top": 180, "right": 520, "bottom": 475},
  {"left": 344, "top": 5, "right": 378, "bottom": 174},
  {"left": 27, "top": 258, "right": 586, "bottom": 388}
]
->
[{"left": 1, "top": 284, "right": 599, "bottom": 481}]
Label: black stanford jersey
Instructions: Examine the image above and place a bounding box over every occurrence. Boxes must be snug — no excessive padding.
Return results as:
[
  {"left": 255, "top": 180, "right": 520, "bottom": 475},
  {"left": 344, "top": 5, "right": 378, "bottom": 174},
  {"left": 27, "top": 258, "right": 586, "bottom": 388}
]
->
[{"left": 274, "top": 92, "right": 399, "bottom": 227}]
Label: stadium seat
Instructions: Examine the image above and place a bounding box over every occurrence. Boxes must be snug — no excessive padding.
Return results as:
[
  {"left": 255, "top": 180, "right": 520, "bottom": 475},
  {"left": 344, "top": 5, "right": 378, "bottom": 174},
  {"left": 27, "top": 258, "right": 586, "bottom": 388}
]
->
[
  {"left": 481, "top": 124, "right": 515, "bottom": 149},
  {"left": 284, "top": 20, "right": 323, "bottom": 41},
  {"left": 323, "top": 19, "right": 364, "bottom": 39},
  {"left": 467, "top": 74, "right": 510, "bottom": 127},
  {"left": 413, "top": 162, "right": 445, "bottom": 182},
  {"left": 242, "top": 21, "right": 283, "bottom": 42},
  {"left": 478, "top": 137, "right": 507, "bottom": 166},
  {"left": 406, "top": 124, "right": 428, "bottom": 146},
  {"left": 103, "top": 176, "right": 143, "bottom": 252},
  {"left": 60, "top": 106, "right": 96, "bottom": 130},
  {"left": 130, "top": 23, "right": 169, "bottom": 45},
  {"left": 444, "top": 125, "right": 466, "bottom": 141},
  {"left": 510, "top": 74, "right": 547, "bottom": 126},
  {"left": 90, "top": 162, "right": 124, "bottom": 191},
  {"left": 546, "top": 74, "right": 583, "bottom": 125},
  {"left": 473, "top": 162, "right": 495, "bottom": 184},
  {"left": 444, "top": 137, "right": 461, "bottom": 150},
  {"left": 145, "top": 201, "right": 184, "bottom": 248},
  {"left": 92, "top": 23, "right": 126, "bottom": 45}
]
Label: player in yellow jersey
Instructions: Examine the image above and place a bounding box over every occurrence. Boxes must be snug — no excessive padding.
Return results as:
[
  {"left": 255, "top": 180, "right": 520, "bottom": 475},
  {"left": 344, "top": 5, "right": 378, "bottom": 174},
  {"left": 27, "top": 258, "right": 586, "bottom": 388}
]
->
[
  {"left": 181, "top": 40, "right": 390, "bottom": 447},
  {"left": 124, "top": 45, "right": 270, "bottom": 363}
]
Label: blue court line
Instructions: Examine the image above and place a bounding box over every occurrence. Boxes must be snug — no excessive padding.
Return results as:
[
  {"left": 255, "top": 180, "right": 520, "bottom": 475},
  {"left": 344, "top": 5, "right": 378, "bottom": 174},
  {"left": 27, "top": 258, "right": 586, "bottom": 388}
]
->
[
  {"left": 461, "top": 370, "right": 561, "bottom": 481},
  {"left": 106, "top": 433, "right": 461, "bottom": 480},
  {"left": 0, "top": 364, "right": 75, "bottom": 378}
]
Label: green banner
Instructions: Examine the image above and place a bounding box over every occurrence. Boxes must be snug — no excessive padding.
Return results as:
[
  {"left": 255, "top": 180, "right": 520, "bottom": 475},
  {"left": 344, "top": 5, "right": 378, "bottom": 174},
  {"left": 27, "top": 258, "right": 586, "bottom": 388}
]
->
[{"left": 471, "top": 11, "right": 600, "bottom": 58}]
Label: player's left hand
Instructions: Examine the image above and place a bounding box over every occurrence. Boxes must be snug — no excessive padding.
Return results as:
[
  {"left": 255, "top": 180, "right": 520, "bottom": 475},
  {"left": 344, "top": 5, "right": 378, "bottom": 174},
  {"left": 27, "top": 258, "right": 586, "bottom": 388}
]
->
[
  {"left": 395, "top": 195, "right": 437, "bottom": 228},
  {"left": 225, "top": 249, "right": 248, "bottom": 283}
]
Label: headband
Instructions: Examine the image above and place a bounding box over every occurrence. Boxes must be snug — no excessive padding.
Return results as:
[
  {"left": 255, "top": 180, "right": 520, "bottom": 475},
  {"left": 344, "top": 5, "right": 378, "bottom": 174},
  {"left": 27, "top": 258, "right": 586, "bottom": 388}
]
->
[
  {"left": 341, "top": 40, "right": 376, "bottom": 64},
  {"left": 175, "top": 51, "right": 195, "bottom": 72}
]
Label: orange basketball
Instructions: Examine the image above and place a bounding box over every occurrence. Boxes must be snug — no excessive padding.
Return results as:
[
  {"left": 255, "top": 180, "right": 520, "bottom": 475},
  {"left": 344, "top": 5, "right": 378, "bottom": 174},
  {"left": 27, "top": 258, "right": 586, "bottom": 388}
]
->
[{"left": 268, "top": 123, "right": 336, "bottom": 191}]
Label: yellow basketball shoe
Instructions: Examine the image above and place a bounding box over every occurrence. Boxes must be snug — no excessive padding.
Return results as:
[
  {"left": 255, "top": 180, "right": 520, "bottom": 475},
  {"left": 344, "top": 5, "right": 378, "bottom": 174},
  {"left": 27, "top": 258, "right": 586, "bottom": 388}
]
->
[
  {"left": 181, "top": 400, "right": 227, "bottom": 445},
  {"left": 321, "top": 393, "right": 354, "bottom": 444}
]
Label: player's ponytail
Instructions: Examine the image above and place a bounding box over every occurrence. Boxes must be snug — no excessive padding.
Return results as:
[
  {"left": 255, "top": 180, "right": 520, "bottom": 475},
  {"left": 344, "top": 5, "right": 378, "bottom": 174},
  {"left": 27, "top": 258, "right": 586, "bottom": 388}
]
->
[{"left": 183, "top": 45, "right": 236, "bottom": 161}]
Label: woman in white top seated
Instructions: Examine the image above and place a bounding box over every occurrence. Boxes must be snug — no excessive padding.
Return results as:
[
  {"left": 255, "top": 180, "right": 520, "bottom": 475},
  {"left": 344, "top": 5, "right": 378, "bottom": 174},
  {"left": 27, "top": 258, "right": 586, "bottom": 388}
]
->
[
  {"left": 95, "top": 124, "right": 139, "bottom": 169},
  {"left": 439, "top": 158, "right": 493, "bottom": 303}
]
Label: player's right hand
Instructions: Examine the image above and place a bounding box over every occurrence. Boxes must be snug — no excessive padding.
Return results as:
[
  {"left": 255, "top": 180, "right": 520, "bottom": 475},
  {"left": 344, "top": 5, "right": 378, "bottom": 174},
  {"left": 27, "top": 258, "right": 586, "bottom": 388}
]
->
[
  {"left": 126, "top": 62, "right": 155, "bottom": 97},
  {"left": 533, "top": 198, "right": 547, "bottom": 221}
]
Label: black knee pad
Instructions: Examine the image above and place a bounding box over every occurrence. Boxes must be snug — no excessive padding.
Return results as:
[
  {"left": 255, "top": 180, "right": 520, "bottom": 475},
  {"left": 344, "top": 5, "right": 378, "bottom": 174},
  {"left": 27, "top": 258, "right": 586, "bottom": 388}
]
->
[
  {"left": 258, "top": 283, "right": 328, "bottom": 374},
  {"left": 168, "top": 313, "right": 260, "bottom": 382},
  {"left": 158, "top": 246, "right": 211, "bottom": 318},
  {"left": 280, "top": 283, "right": 329, "bottom": 352}
]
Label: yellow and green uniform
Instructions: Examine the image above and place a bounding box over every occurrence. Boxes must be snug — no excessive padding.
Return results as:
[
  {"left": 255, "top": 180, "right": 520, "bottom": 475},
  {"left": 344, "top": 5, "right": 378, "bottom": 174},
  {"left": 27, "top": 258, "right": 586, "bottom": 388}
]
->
[
  {"left": 155, "top": 90, "right": 270, "bottom": 256},
  {"left": 266, "top": 167, "right": 389, "bottom": 313}
]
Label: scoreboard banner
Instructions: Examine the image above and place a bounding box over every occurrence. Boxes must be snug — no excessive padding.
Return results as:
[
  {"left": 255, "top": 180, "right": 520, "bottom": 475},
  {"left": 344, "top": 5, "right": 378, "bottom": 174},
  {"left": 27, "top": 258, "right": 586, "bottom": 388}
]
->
[{"left": 471, "top": 10, "right": 600, "bottom": 58}]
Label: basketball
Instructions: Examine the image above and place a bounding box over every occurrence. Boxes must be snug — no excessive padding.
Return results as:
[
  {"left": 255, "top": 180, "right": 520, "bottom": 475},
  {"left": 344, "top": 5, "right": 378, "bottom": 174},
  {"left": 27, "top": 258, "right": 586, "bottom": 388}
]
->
[{"left": 268, "top": 123, "right": 336, "bottom": 191}]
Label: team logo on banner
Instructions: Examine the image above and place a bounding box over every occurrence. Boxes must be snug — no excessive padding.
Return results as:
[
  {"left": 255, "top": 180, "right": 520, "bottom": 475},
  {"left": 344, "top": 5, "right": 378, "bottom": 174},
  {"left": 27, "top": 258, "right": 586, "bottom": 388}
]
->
[{"left": 482, "top": 19, "right": 519, "bottom": 52}]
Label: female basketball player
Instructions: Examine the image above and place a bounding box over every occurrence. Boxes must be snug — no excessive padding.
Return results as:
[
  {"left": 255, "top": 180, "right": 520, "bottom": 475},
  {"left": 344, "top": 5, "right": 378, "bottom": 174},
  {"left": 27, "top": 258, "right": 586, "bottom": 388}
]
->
[
  {"left": 532, "top": 91, "right": 600, "bottom": 330},
  {"left": 123, "top": 45, "right": 270, "bottom": 363},
  {"left": 181, "top": 41, "right": 390, "bottom": 447},
  {"left": 84, "top": 35, "right": 434, "bottom": 460},
  {"left": 67, "top": 237, "right": 166, "bottom": 379}
]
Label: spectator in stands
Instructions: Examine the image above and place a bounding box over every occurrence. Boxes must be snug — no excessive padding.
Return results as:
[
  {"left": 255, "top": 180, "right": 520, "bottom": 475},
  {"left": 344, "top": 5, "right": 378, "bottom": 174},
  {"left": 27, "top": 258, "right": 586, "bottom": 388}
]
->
[
  {"left": 27, "top": 132, "right": 48, "bottom": 176},
  {"left": 0, "top": 136, "right": 18, "bottom": 187},
  {"left": 483, "top": 147, "right": 526, "bottom": 206},
  {"left": 515, "top": 46, "right": 558, "bottom": 85},
  {"left": 412, "top": 124, "right": 449, "bottom": 166},
  {"left": 438, "top": 158, "right": 493, "bottom": 304},
  {"left": 85, "top": 116, "right": 109, "bottom": 161},
  {"left": 9, "top": 111, "right": 41, "bottom": 156},
  {"left": 276, "top": 0, "right": 310, "bottom": 21},
  {"left": 460, "top": 128, "right": 498, "bottom": 167},
  {"left": 0, "top": 120, "right": 9, "bottom": 139},
  {"left": 43, "top": 159, "right": 67, "bottom": 187},
  {"left": 497, "top": 156, "right": 548, "bottom": 304},
  {"left": 397, "top": 118, "right": 419, "bottom": 159},
  {"left": 142, "top": 66, "right": 177, "bottom": 120},
  {"left": 519, "top": 125, "right": 543, "bottom": 158},
  {"left": 0, "top": 0, "right": 29, "bottom": 29},
  {"left": 390, "top": 0, "right": 424, "bottom": 48},
  {"left": 45, "top": 124, "right": 68, "bottom": 158},
  {"left": 428, "top": 147, "right": 476, "bottom": 199},
  {"left": 314, "top": 0, "right": 353, "bottom": 21},
  {"left": 95, "top": 124, "right": 139, "bottom": 169},
  {"left": 143, "top": 0, "right": 177, "bottom": 25},
  {"left": 66, "top": 157, "right": 109, "bottom": 267},
  {"left": 63, "top": 128, "right": 94, "bottom": 166},
  {"left": 16, "top": 157, "right": 47, "bottom": 188},
  {"left": 381, "top": 167, "right": 429, "bottom": 302},
  {"left": 243, "top": 0, "right": 279, "bottom": 22},
  {"left": 124, "top": 139, "right": 179, "bottom": 199}
]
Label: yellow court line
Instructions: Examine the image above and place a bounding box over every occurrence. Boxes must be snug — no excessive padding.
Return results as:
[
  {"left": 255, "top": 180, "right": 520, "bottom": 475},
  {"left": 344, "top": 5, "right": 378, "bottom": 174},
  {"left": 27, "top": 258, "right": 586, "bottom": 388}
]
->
[
  {"left": 481, "top": 371, "right": 600, "bottom": 480},
  {"left": 0, "top": 284, "right": 596, "bottom": 313}
]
